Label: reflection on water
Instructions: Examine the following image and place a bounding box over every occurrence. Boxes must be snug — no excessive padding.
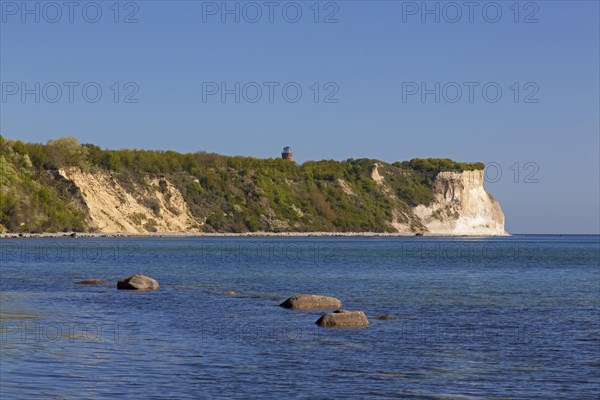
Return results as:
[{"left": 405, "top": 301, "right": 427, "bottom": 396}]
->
[
  {"left": 1, "top": 235, "right": 599, "bottom": 398},
  {"left": 0, "top": 292, "right": 41, "bottom": 322}
]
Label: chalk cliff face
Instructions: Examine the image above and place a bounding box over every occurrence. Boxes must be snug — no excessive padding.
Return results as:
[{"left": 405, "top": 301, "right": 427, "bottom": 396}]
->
[
  {"left": 371, "top": 165, "right": 507, "bottom": 236},
  {"left": 412, "top": 170, "right": 506, "bottom": 235},
  {"left": 58, "top": 168, "right": 202, "bottom": 233}
]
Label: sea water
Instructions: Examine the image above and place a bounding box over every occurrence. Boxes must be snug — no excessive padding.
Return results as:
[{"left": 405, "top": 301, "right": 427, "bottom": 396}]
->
[{"left": 1, "top": 235, "right": 599, "bottom": 399}]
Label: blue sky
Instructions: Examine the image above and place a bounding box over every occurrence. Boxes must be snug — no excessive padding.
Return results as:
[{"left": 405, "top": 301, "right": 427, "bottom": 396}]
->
[{"left": 1, "top": 0, "right": 598, "bottom": 234}]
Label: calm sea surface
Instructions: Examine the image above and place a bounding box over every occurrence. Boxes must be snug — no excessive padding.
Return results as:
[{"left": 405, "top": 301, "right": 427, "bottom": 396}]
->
[{"left": 1, "top": 235, "right": 599, "bottom": 399}]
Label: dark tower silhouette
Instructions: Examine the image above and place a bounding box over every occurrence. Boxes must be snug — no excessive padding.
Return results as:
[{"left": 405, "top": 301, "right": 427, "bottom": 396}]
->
[{"left": 282, "top": 146, "right": 293, "bottom": 160}]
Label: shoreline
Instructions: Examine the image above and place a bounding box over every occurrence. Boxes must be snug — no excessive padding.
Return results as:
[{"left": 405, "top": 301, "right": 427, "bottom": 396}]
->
[{"left": 0, "top": 231, "right": 511, "bottom": 239}]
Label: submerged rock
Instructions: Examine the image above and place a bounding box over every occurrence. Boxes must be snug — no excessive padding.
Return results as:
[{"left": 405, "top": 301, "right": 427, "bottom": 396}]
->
[
  {"left": 316, "top": 310, "right": 369, "bottom": 328},
  {"left": 117, "top": 274, "right": 159, "bottom": 290},
  {"left": 375, "top": 315, "right": 396, "bottom": 321},
  {"left": 76, "top": 279, "right": 105, "bottom": 285},
  {"left": 280, "top": 294, "right": 342, "bottom": 310}
]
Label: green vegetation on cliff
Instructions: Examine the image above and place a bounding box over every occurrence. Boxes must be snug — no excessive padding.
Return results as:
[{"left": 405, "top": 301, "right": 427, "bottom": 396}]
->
[
  {"left": 0, "top": 136, "right": 88, "bottom": 232},
  {"left": 0, "top": 135, "right": 484, "bottom": 233}
]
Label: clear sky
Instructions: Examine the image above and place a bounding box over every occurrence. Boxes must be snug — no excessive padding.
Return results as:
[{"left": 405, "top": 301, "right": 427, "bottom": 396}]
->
[{"left": 1, "top": 0, "right": 598, "bottom": 234}]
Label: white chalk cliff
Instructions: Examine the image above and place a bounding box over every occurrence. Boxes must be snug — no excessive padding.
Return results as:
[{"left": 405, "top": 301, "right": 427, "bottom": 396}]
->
[
  {"left": 372, "top": 165, "right": 507, "bottom": 236},
  {"left": 412, "top": 170, "right": 506, "bottom": 235}
]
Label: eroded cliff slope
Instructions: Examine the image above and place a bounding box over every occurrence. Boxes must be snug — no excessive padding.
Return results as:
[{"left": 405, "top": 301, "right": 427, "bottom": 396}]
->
[{"left": 57, "top": 168, "right": 202, "bottom": 233}]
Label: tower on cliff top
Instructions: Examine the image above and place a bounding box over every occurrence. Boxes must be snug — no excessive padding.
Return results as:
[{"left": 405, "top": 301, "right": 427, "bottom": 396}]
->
[{"left": 282, "top": 146, "right": 293, "bottom": 160}]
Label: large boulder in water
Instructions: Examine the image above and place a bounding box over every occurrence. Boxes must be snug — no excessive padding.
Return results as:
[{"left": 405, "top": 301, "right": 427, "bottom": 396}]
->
[
  {"left": 316, "top": 310, "right": 369, "bottom": 328},
  {"left": 280, "top": 294, "right": 342, "bottom": 310},
  {"left": 117, "top": 274, "right": 159, "bottom": 290}
]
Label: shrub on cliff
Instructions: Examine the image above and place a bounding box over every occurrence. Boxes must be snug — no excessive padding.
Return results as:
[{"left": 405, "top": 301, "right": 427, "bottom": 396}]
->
[{"left": 398, "top": 158, "right": 484, "bottom": 173}]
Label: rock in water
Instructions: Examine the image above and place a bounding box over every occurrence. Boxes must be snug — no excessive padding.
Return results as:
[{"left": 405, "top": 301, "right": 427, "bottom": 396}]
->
[
  {"left": 280, "top": 294, "right": 342, "bottom": 310},
  {"left": 375, "top": 315, "right": 396, "bottom": 320},
  {"left": 316, "top": 310, "right": 369, "bottom": 328},
  {"left": 117, "top": 274, "right": 160, "bottom": 290},
  {"left": 76, "top": 279, "right": 105, "bottom": 285}
]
